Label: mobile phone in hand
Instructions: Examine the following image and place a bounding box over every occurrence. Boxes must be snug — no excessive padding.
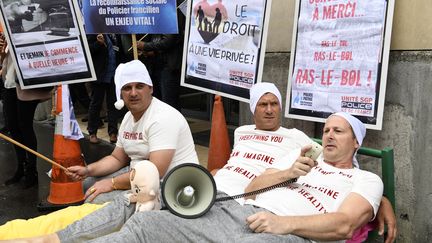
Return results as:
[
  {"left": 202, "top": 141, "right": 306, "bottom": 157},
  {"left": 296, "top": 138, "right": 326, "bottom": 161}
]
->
[{"left": 304, "top": 141, "right": 323, "bottom": 161}]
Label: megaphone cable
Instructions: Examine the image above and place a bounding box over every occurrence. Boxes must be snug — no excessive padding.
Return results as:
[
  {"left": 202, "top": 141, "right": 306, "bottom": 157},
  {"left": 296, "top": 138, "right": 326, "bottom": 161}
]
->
[
  {"left": 161, "top": 163, "right": 299, "bottom": 219},
  {"left": 215, "top": 177, "right": 298, "bottom": 202}
]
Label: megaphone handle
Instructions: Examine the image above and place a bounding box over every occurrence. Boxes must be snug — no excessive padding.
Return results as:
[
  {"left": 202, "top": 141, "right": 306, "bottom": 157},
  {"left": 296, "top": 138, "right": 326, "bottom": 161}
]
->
[{"left": 215, "top": 178, "right": 298, "bottom": 202}]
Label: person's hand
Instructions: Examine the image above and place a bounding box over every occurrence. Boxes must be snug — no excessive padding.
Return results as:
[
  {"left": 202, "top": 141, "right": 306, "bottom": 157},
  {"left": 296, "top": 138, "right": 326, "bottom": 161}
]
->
[
  {"left": 137, "top": 41, "right": 144, "bottom": 50},
  {"left": 246, "top": 211, "right": 288, "bottom": 234},
  {"left": 65, "top": 165, "right": 88, "bottom": 181},
  {"left": 377, "top": 197, "right": 397, "bottom": 243},
  {"left": 0, "top": 35, "right": 5, "bottom": 49},
  {"left": 0, "top": 35, "right": 7, "bottom": 55},
  {"left": 287, "top": 145, "right": 316, "bottom": 178},
  {"left": 85, "top": 178, "right": 114, "bottom": 202},
  {"left": 96, "top": 34, "right": 106, "bottom": 47}
]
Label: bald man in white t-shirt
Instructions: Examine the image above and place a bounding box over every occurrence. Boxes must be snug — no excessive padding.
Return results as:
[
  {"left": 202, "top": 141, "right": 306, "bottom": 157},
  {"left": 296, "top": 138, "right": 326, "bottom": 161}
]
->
[{"left": 66, "top": 60, "right": 198, "bottom": 203}]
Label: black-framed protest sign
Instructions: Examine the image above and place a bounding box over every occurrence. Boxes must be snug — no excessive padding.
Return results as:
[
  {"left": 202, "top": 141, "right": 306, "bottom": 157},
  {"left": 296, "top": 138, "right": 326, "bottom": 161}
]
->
[
  {"left": 181, "top": 0, "right": 272, "bottom": 102},
  {"left": 285, "top": 0, "right": 395, "bottom": 130},
  {"left": 0, "top": 0, "right": 95, "bottom": 89}
]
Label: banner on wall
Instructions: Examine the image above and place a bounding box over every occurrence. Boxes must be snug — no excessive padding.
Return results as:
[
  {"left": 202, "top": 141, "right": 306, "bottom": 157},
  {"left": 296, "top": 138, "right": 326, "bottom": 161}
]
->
[
  {"left": 0, "top": 0, "right": 95, "bottom": 89},
  {"left": 81, "top": 0, "right": 178, "bottom": 34},
  {"left": 181, "top": 0, "right": 272, "bottom": 102},
  {"left": 285, "top": 0, "right": 395, "bottom": 130}
]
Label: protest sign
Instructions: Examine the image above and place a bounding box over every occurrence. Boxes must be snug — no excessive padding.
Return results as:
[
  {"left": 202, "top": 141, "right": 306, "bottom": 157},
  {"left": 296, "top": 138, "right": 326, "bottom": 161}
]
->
[
  {"left": 82, "top": 0, "right": 178, "bottom": 34},
  {"left": 0, "top": 0, "right": 95, "bottom": 89},
  {"left": 181, "top": 0, "right": 272, "bottom": 102},
  {"left": 285, "top": 0, "right": 395, "bottom": 130}
]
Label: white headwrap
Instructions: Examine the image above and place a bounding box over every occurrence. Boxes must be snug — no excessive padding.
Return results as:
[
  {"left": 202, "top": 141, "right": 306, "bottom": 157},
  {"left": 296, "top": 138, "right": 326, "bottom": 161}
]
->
[
  {"left": 329, "top": 112, "right": 366, "bottom": 168},
  {"left": 113, "top": 60, "right": 153, "bottom": 110},
  {"left": 249, "top": 82, "right": 282, "bottom": 114}
]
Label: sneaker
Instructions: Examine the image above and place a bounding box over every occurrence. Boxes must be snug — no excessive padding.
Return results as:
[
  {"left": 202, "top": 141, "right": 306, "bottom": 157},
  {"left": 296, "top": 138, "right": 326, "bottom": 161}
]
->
[
  {"left": 109, "top": 133, "right": 117, "bottom": 144},
  {"left": 89, "top": 134, "right": 100, "bottom": 144}
]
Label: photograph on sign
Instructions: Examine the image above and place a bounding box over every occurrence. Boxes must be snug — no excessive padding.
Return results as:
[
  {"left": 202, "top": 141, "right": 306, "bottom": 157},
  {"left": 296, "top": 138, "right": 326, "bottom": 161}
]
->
[
  {"left": 181, "top": 0, "right": 272, "bottom": 102},
  {"left": 0, "top": 0, "right": 95, "bottom": 89},
  {"left": 81, "top": 0, "right": 178, "bottom": 34},
  {"left": 285, "top": 0, "right": 395, "bottom": 130}
]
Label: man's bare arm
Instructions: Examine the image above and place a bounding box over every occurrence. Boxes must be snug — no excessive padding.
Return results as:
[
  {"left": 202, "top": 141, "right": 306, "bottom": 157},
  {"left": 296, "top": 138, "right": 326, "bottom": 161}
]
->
[
  {"left": 80, "top": 147, "right": 131, "bottom": 202},
  {"left": 247, "top": 192, "right": 374, "bottom": 241},
  {"left": 149, "top": 149, "right": 175, "bottom": 177},
  {"left": 87, "top": 146, "right": 131, "bottom": 177},
  {"left": 377, "top": 197, "right": 397, "bottom": 243}
]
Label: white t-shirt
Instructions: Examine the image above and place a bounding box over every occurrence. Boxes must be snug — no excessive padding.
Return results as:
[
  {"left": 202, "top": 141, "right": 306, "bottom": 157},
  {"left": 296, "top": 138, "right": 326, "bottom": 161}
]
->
[
  {"left": 246, "top": 154, "right": 383, "bottom": 219},
  {"left": 117, "top": 98, "right": 199, "bottom": 177},
  {"left": 214, "top": 125, "right": 313, "bottom": 204}
]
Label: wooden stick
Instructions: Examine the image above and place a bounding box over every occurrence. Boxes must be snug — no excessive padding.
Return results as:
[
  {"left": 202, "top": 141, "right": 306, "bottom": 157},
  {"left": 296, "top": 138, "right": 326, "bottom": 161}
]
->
[
  {"left": 0, "top": 132, "right": 69, "bottom": 172},
  {"left": 131, "top": 34, "right": 139, "bottom": 60}
]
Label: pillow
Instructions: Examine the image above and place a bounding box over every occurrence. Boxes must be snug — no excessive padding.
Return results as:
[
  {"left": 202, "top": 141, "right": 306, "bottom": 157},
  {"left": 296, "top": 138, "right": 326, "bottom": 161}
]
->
[{"left": 346, "top": 220, "right": 378, "bottom": 243}]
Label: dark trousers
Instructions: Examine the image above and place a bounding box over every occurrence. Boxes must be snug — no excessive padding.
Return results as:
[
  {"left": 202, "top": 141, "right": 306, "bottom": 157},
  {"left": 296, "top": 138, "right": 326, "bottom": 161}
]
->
[
  {"left": 69, "top": 83, "right": 90, "bottom": 111},
  {"left": 141, "top": 56, "right": 181, "bottom": 111},
  {"left": 87, "top": 82, "right": 118, "bottom": 136},
  {"left": 159, "top": 67, "right": 181, "bottom": 111},
  {"left": 150, "top": 66, "right": 181, "bottom": 111},
  {"left": 2, "top": 88, "right": 39, "bottom": 174}
]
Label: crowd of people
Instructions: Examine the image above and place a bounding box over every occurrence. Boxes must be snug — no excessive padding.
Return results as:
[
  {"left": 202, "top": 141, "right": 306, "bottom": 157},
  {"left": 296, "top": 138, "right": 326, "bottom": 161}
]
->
[
  {"left": 0, "top": 60, "right": 182, "bottom": 188},
  {"left": 0, "top": 1, "right": 186, "bottom": 189}
]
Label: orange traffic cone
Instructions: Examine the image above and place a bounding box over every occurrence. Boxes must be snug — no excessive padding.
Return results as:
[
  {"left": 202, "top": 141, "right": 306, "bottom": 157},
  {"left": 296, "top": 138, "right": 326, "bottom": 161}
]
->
[
  {"left": 207, "top": 95, "right": 231, "bottom": 173},
  {"left": 47, "top": 86, "right": 85, "bottom": 204}
]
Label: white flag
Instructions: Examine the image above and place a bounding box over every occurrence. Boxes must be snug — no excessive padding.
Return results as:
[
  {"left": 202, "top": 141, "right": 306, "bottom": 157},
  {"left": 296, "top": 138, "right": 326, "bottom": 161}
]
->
[
  {"left": 178, "top": 0, "right": 188, "bottom": 16},
  {"left": 61, "top": 84, "right": 84, "bottom": 140}
]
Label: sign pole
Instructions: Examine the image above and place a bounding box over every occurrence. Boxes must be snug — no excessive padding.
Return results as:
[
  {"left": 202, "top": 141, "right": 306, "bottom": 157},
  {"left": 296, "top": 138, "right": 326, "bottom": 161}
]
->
[{"left": 131, "top": 34, "right": 138, "bottom": 60}]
